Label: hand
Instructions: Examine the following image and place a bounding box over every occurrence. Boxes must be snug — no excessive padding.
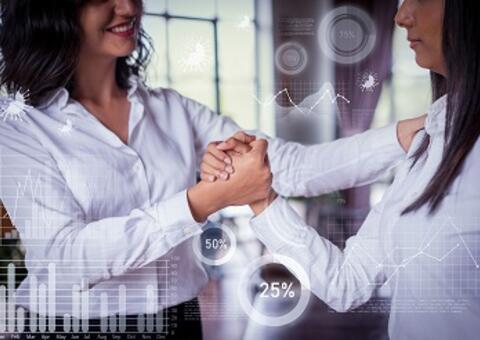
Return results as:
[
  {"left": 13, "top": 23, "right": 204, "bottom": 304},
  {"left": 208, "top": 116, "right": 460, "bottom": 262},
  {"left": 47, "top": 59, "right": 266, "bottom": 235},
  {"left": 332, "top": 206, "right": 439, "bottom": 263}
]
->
[
  {"left": 249, "top": 190, "right": 278, "bottom": 216},
  {"left": 200, "top": 131, "right": 256, "bottom": 182},
  {"left": 397, "top": 114, "right": 427, "bottom": 152},
  {"left": 188, "top": 139, "right": 272, "bottom": 221}
]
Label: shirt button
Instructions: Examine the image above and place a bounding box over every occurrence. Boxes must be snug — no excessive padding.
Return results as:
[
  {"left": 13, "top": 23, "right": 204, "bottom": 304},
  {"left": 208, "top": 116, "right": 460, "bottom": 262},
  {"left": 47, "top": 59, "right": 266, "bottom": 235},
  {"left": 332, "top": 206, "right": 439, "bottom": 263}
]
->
[
  {"left": 184, "top": 226, "right": 197, "bottom": 235},
  {"left": 133, "top": 162, "right": 142, "bottom": 173}
]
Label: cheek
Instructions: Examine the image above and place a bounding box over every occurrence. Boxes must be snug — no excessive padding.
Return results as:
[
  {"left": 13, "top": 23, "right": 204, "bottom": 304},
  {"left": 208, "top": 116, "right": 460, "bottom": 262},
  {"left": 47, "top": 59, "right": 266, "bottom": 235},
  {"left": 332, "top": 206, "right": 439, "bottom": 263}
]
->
[
  {"left": 79, "top": 9, "right": 110, "bottom": 46},
  {"left": 425, "top": 23, "right": 444, "bottom": 67}
]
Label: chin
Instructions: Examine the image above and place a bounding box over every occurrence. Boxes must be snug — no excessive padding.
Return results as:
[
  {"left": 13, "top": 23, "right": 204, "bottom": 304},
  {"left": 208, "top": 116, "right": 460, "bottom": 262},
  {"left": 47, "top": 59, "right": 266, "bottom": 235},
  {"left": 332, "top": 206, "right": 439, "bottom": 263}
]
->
[
  {"left": 111, "top": 45, "right": 137, "bottom": 58},
  {"left": 414, "top": 54, "right": 434, "bottom": 71}
]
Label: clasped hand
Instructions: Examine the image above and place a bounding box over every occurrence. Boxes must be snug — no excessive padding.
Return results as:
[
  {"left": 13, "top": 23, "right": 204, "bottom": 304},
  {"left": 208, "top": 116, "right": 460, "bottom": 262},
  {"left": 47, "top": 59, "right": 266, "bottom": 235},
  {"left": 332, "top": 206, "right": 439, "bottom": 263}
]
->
[{"left": 200, "top": 132, "right": 277, "bottom": 215}]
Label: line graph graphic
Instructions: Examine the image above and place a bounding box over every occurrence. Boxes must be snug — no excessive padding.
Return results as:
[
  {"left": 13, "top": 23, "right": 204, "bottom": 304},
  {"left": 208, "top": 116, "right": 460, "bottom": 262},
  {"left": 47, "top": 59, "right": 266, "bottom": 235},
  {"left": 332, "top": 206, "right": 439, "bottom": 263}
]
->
[
  {"left": 253, "top": 83, "right": 350, "bottom": 118},
  {"left": 6, "top": 170, "right": 44, "bottom": 221},
  {"left": 0, "top": 166, "right": 73, "bottom": 241},
  {"left": 336, "top": 217, "right": 480, "bottom": 294}
]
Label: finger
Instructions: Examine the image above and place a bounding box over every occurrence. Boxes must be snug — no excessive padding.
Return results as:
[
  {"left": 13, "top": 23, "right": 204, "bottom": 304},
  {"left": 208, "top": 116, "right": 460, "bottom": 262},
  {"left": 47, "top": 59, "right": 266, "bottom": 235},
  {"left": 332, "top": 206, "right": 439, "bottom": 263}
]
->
[
  {"left": 230, "top": 142, "right": 252, "bottom": 154},
  {"left": 200, "top": 172, "right": 217, "bottom": 183},
  {"left": 233, "top": 131, "right": 256, "bottom": 144},
  {"left": 250, "top": 139, "right": 269, "bottom": 156},
  {"left": 204, "top": 153, "right": 232, "bottom": 173},
  {"left": 217, "top": 139, "right": 252, "bottom": 154},
  {"left": 216, "top": 138, "right": 237, "bottom": 151},
  {"left": 201, "top": 162, "right": 230, "bottom": 181},
  {"left": 207, "top": 142, "right": 232, "bottom": 165}
]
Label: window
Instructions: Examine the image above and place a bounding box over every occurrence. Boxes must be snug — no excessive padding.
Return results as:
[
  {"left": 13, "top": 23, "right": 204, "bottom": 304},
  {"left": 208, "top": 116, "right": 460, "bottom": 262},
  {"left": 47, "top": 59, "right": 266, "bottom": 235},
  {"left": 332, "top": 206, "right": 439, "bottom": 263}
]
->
[{"left": 143, "top": 0, "right": 262, "bottom": 130}]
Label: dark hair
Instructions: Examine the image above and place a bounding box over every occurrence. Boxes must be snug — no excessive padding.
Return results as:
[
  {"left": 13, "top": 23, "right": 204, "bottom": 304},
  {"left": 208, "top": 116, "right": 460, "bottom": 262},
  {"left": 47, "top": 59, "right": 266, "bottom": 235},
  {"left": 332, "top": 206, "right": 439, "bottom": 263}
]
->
[
  {"left": 403, "top": 0, "right": 480, "bottom": 214},
  {"left": 0, "top": 0, "right": 153, "bottom": 106}
]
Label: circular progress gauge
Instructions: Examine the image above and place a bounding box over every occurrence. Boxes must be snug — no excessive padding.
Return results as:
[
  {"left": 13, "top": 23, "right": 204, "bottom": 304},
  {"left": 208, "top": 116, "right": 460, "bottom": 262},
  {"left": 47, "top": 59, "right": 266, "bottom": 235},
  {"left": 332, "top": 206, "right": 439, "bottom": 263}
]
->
[
  {"left": 238, "top": 254, "right": 311, "bottom": 327},
  {"left": 318, "top": 6, "right": 377, "bottom": 65},
  {"left": 275, "top": 41, "right": 309, "bottom": 76},
  {"left": 192, "top": 224, "right": 237, "bottom": 266}
]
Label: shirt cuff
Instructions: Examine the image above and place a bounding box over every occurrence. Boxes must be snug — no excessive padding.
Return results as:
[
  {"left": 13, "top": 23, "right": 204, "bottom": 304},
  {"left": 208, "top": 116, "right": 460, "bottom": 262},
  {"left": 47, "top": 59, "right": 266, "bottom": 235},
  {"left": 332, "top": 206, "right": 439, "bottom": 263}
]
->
[
  {"left": 145, "top": 190, "right": 207, "bottom": 243},
  {"left": 250, "top": 197, "right": 310, "bottom": 252}
]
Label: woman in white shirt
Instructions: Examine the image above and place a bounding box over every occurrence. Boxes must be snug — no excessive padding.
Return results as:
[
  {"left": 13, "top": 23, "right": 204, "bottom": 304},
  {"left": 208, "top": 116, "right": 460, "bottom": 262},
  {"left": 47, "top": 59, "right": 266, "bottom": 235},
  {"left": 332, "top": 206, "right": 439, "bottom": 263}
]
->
[
  {"left": 203, "top": 0, "right": 480, "bottom": 339},
  {"left": 0, "top": 0, "right": 424, "bottom": 339}
]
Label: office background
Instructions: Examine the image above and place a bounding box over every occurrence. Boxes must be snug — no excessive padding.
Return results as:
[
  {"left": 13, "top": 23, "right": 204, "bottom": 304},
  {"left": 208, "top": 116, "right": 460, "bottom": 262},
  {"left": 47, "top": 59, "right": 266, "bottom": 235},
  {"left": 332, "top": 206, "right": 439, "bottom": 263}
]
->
[{"left": 1, "top": 0, "right": 432, "bottom": 339}]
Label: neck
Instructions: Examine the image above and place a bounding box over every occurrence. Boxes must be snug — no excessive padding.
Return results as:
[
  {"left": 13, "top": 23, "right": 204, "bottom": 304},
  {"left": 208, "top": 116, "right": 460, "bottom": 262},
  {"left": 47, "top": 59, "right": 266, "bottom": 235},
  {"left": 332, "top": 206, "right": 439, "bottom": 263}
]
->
[{"left": 73, "top": 54, "right": 124, "bottom": 105}]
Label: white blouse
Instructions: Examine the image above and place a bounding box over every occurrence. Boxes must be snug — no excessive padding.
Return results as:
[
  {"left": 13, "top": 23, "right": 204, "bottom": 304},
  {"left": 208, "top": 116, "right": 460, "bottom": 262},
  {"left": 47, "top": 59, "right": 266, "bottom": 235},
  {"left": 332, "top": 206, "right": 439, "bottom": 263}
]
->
[
  {"left": 251, "top": 95, "right": 480, "bottom": 340},
  {"left": 0, "top": 77, "right": 404, "bottom": 318}
]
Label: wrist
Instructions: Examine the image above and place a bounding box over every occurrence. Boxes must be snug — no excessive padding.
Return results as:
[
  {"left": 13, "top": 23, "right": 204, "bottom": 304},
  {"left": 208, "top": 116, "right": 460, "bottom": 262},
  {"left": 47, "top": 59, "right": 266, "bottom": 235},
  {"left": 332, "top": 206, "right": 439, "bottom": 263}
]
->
[
  {"left": 187, "top": 182, "right": 225, "bottom": 222},
  {"left": 250, "top": 191, "right": 278, "bottom": 216}
]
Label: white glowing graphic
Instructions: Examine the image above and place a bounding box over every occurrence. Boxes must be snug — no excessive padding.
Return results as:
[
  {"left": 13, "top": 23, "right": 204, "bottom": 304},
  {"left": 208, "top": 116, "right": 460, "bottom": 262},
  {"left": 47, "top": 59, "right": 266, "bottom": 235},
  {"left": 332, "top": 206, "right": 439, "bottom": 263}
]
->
[
  {"left": 58, "top": 119, "right": 74, "bottom": 136},
  {"left": 254, "top": 83, "right": 351, "bottom": 117},
  {"left": 0, "top": 90, "right": 31, "bottom": 122},
  {"left": 358, "top": 71, "right": 379, "bottom": 93},
  {"left": 237, "top": 15, "right": 253, "bottom": 30},
  {"left": 180, "top": 40, "right": 211, "bottom": 73}
]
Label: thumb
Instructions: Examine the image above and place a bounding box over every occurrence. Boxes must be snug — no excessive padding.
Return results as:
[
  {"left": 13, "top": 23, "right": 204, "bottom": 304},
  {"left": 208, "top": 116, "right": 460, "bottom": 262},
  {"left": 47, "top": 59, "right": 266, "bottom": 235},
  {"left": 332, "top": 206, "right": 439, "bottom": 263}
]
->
[
  {"left": 250, "top": 139, "right": 268, "bottom": 156},
  {"left": 234, "top": 131, "right": 257, "bottom": 144}
]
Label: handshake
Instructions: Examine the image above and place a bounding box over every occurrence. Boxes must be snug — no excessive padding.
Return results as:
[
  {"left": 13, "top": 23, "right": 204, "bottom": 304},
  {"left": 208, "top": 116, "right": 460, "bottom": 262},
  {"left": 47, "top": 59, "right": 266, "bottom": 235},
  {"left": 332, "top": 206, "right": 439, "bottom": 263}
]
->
[
  {"left": 186, "top": 114, "right": 428, "bottom": 223},
  {"left": 187, "top": 132, "right": 277, "bottom": 222}
]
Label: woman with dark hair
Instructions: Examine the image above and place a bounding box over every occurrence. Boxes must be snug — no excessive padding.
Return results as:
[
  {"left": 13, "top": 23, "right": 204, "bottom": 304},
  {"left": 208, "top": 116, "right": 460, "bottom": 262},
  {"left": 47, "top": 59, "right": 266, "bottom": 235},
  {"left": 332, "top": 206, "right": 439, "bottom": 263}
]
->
[
  {"left": 0, "top": 0, "right": 425, "bottom": 338},
  {"left": 201, "top": 0, "right": 479, "bottom": 338}
]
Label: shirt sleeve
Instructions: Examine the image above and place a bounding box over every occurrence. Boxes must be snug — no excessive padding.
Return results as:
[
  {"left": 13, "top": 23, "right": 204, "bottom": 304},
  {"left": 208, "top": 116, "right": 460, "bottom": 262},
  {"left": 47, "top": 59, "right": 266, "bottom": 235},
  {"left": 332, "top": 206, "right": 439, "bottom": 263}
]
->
[
  {"left": 0, "top": 123, "right": 205, "bottom": 290},
  {"left": 250, "top": 196, "right": 389, "bottom": 312},
  {"left": 180, "top": 94, "right": 404, "bottom": 196},
  {"left": 266, "top": 124, "right": 406, "bottom": 197}
]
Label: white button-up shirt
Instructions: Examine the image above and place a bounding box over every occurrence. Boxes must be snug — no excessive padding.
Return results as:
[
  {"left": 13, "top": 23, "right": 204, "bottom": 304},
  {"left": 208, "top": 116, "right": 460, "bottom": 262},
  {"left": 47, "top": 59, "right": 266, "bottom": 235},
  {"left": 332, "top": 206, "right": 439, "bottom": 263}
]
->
[
  {"left": 0, "top": 77, "right": 404, "bottom": 318},
  {"left": 251, "top": 95, "right": 480, "bottom": 339}
]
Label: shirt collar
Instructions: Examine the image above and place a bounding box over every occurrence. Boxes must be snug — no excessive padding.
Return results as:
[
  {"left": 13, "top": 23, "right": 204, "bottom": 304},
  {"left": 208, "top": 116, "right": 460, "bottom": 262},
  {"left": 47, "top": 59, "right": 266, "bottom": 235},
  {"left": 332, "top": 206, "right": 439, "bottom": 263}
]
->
[
  {"left": 425, "top": 94, "right": 447, "bottom": 136},
  {"left": 37, "top": 76, "right": 143, "bottom": 113}
]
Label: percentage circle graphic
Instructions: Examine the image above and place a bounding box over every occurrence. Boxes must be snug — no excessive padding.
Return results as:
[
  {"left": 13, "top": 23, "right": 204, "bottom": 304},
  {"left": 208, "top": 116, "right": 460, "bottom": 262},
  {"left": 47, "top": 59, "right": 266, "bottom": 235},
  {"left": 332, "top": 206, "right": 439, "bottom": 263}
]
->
[
  {"left": 192, "top": 224, "right": 237, "bottom": 266},
  {"left": 318, "top": 6, "right": 377, "bottom": 65},
  {"left": 238, "top": 254, "right": 311, "bottom": 327},
  {"left": 275, "top": 42, "right": 309, "bottom": 76}
]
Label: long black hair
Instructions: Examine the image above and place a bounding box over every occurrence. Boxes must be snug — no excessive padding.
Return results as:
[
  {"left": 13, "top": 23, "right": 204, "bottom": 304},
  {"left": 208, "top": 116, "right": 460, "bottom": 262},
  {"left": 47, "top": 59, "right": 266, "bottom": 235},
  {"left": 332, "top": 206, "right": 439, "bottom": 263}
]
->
[
  {"left": 403, "top": 0, "right": 480, "bottom": 214},
  {"left": 0, "top": 0, "right": 153, "bottom": 106}
]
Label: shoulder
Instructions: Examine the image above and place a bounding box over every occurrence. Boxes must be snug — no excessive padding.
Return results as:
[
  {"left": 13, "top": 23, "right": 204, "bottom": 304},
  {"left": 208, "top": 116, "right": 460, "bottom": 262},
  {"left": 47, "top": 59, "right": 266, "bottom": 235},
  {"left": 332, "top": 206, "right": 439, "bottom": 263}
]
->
[
  {"left": 137, "top": 83, "right": 214, "bottom": 119},
  {"left": 0, "top": 97, "right": 31, "bottom": 140},
  {"left": 145, "top": 85, "right": 206, "bottom": 108},
  {"left": 0, "top": 96, "right": 51, "bottom": 153}
]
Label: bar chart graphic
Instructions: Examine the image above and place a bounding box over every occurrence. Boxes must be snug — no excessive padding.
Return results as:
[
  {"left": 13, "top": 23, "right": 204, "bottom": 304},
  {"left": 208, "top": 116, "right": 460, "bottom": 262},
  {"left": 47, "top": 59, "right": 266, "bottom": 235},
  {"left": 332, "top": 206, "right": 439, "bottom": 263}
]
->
[{"left": 0, "top": 257, "right": 181, "bottom": 338}]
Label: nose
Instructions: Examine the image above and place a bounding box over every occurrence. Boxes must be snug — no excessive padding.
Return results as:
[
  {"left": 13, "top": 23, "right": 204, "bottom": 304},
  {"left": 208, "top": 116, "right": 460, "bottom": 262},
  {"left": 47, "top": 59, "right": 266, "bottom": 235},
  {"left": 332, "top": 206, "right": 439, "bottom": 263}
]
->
[
  {"left": 395, "top": 0, "right": 414, "bottom": 29},
  {"left": 114, "top": 0, "right": 138, "bottom": 16}
]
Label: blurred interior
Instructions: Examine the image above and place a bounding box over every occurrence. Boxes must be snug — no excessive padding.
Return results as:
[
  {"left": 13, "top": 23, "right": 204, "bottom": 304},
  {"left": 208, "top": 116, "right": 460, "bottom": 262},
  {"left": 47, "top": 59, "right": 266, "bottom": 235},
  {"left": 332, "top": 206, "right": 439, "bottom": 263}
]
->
[{"left": 0, "top": 0, "right": 434, "bottom": 339}]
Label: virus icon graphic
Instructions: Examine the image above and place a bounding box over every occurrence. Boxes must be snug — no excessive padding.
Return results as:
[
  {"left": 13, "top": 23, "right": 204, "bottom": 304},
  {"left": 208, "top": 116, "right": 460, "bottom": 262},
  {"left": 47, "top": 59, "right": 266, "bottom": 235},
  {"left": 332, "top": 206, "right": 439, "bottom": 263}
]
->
[
  {"left": 357, "top": 71, "right": 380, "bottom": 93},
  {"left": 0, "top": 90, "right": 32, "bottom": 122},
  {"left": 180, "top": 40, "right": 211, "bottom": 73},
  {"left": 237, "top": 15, "right": 253, "bottom": 30},
  {"left": 58, "top": 118, "right": 74, "bottom": 136}
]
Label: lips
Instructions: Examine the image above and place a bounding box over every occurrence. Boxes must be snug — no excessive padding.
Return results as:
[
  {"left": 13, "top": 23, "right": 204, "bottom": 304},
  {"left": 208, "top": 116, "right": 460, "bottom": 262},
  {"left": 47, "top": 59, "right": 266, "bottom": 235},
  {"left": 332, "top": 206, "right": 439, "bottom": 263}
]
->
[
  {"left": 106, "top": 18, "right": 137, "bottom": 38},
  {"left": 407, "top": 37, "right": 422, "bottom": 49}
]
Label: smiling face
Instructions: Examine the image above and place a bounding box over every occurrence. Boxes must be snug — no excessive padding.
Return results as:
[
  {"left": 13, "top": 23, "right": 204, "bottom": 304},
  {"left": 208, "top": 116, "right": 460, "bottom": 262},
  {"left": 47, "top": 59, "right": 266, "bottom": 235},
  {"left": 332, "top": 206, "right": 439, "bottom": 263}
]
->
[
  {"left": 395, "top": 0, "right": 447, "bottom": 76},
  {"left": 78, "top": 0, "right": 142, "bottom": 60}
]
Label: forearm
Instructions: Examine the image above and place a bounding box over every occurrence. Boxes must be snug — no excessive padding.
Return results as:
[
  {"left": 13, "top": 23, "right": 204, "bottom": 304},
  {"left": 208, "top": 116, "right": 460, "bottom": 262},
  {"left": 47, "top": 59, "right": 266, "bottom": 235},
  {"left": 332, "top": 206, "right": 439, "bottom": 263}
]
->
[
  {"left": 21, "top": 190, "right": 205, "bottom": 289},
  {"left": 187, "top": 181, "right": 225, "bottom": 222},
  {"left": 269, "top": 123, "right": 405, "bottom": 197},
  {"left": 250, "top": 197, "right": 384, "bottom": 312}
]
